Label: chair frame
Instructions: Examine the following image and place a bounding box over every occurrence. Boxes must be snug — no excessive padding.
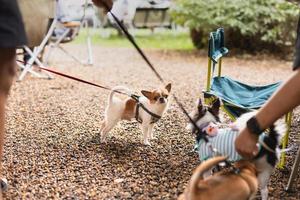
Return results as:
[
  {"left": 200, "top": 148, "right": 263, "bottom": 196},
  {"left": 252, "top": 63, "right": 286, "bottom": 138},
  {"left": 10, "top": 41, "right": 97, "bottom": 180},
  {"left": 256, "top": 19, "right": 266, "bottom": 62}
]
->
[
  {"left": 44, "top": 19, "right": 93, "bottom": 66},
  {"left": 17, "top": 18, "right": 58, "bottom": 81},
  {"left": 204, "top": 28, "right": 292, "bottom": 169}
]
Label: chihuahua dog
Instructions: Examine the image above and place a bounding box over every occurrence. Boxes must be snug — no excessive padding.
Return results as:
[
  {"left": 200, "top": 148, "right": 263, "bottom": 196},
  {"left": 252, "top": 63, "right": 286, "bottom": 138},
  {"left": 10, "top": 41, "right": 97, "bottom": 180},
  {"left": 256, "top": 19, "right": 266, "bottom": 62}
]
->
[
  {"left": 187, "top": 98, "right": 285, "bottom": 200},
  {"left": 100, "top": 83, "right": 171, "bottom": 145},
  {"left": 179, "top": 156, "right": 258, "bottom": 200}
]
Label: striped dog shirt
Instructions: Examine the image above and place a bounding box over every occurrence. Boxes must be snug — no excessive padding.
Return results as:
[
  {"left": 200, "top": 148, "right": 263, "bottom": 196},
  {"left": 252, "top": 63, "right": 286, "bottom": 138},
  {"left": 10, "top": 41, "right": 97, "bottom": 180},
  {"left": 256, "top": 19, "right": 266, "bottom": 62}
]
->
[
  {"left": 196, "top": 126, "right": 267, "bottom": 162},
  {"left": 196, "top": 128, "right": 242, "bottom": 162}
]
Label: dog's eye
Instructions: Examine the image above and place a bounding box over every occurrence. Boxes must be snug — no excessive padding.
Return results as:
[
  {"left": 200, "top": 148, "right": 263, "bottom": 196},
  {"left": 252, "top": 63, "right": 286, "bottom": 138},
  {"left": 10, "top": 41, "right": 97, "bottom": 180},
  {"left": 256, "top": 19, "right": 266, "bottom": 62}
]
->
[
  {"left": 154, "top": 96, "right": 159, "bottom": 101},
  {"left": 163, "top": 95, "right": 168, "bottom": 98}
]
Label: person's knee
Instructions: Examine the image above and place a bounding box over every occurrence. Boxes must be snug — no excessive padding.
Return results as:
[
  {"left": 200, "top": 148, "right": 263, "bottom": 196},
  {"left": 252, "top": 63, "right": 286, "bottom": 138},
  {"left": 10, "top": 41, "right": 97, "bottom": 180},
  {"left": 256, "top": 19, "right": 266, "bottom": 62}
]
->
[{"left": 0, "top": 49, "right": 16, "bottom": 95}]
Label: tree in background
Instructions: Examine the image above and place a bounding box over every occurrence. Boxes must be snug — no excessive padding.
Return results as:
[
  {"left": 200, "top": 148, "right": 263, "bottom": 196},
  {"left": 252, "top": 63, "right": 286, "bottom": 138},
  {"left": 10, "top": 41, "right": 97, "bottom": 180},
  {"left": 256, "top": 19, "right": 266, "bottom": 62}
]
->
[{"left": 171, "top": 0, "right": 299, "bottom": 54}]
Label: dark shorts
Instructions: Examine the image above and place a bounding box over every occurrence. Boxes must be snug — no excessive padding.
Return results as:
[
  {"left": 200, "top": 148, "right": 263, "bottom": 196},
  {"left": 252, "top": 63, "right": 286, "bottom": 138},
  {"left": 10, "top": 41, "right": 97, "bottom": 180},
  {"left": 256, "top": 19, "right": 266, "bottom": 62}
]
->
[
  {"left": 293, "top": 15, "right": 300, "bottom": 70},
  {"left": 0, "top": 0, "right": 27, "bottom": 48}
]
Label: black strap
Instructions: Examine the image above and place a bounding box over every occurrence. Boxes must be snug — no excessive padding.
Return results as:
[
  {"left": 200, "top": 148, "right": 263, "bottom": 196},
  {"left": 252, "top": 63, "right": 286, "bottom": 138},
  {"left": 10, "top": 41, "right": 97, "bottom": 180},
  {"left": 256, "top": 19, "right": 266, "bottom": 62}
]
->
[
  {"left": 130, "top": 94, "right": 140, "bottom": 102},
  {"left": 135, "top": 102, "right": 161, "bottom": 124},
  {"left": 135, "top": 103, "right": 142, "bottom": 123},
  {"left": 139, "top": 103, "right": 161, "bottom": 121},
  {"left": 132, "top": 94, "right": 161, "bottom": 124}
]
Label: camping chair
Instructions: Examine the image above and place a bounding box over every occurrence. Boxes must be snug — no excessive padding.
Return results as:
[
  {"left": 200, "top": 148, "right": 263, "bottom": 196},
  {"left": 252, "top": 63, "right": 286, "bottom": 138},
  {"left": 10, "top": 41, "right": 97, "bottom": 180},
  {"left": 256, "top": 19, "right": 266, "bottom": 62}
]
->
[
  {"left": 203, "top": 28, "right": 292, "bottom": 169},
  {"left": 44, "top": 3, "right": 94, "bottom": 66},
  {"left": 17, "top": 0, "right": 56, "bottom": 81}
]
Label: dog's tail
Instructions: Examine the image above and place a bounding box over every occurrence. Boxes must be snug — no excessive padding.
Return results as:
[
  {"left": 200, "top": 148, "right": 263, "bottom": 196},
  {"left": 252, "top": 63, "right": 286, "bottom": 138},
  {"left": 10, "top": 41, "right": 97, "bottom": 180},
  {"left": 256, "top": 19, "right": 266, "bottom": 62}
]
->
[
  {"left": 108, "top": 86, "right": 132, "bottom": 104},
  {"left": 189, "top": 156, "right": 227, "bottom": 193}
]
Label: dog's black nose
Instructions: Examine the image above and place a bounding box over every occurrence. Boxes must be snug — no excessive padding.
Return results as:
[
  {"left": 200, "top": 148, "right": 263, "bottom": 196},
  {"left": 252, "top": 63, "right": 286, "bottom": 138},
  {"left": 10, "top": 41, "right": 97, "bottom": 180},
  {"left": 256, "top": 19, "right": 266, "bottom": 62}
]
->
[{"left": 159, "top": 97, "right": 165, "bottom": 103}]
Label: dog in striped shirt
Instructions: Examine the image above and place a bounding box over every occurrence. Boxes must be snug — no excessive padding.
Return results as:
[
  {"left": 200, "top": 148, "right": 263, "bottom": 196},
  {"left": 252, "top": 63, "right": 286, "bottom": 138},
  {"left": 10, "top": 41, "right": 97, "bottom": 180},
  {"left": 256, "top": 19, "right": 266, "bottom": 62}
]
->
[{"left": 186, "top": 98, "right": 286, "bottom": 200}]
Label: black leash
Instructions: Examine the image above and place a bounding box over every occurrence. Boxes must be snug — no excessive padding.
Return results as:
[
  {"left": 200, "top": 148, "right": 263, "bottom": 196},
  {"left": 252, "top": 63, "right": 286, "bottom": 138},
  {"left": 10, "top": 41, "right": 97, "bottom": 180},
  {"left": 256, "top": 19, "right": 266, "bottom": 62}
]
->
[{"left": 106, "top": 7, "right": 164, "bottom": 83}]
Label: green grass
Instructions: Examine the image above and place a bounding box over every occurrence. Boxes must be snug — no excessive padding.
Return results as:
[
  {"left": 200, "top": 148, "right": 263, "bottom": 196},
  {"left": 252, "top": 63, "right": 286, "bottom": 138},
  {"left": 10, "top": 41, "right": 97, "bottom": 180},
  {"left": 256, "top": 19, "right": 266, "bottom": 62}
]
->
[{"left": 74, "top": 28, "right": 194, "bottom": 51}]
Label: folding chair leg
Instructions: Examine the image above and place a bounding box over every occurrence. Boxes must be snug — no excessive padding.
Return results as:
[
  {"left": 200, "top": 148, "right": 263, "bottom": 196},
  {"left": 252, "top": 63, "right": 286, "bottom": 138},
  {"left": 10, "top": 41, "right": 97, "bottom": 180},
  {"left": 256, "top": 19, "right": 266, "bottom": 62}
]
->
[
  {"left": 18, "top": 47, "right": 53, "bottom": 81},
  {"left": 84, "top": 20, "right": 93, "bottom": 66},
  {"left": 45, "top": 28, "right": 85, "bottom": 65},
  {"left": 44, "top": 29, "right": 71, "bottom": 65},
  {"left": 206, "top": 59, "right": 212, "bottom": 92},
  {"left": 286, "top": 146, "right": 300, "bottom": 191},
  {"left": 18, "top": 19, "right": 57, "bottom": 81},
  {"left": 17, "top": 62, "right": 42, "bottom": 78},
  {"left": 18, "top": 47, "right": 42, "bottom": 81},
  {"left": 86, "top": 31, "right": 93, "bottom": 65},
  {"left": 25, "top": 48, "right": 53, "bottom": 79},
  {"left": 58, "top": 45, "right": 83, "bottom": 64},
  {"left": 45, "top": 19, "right": 94, "bottom": 66},
  {"left": 279, "top": 112, "right": 292, "bottom": 168}
]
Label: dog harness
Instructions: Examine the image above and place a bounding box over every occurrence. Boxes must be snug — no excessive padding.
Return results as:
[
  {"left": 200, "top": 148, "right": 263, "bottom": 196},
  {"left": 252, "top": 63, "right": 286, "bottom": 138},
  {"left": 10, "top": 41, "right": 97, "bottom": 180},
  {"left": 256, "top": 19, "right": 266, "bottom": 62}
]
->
[
  {"left": 130, "top": 94, "right": 162, "bottom": 124},
  {"left": 135, "top": 102, "right": 161, "bottom": 124},
  {"left": 197, "top": 128, "right": 242, "bottom": 162}
]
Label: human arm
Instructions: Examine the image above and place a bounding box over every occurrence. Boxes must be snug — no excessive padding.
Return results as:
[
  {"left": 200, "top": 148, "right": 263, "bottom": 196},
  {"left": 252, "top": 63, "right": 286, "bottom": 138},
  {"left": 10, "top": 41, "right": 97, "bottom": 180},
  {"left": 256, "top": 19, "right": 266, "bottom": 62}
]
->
[
  {"left": 92, "top": 0, "right": 113, "bottom": 10},
  {"left": 235, "top": 68, "right": 300, "bottom": 159}
]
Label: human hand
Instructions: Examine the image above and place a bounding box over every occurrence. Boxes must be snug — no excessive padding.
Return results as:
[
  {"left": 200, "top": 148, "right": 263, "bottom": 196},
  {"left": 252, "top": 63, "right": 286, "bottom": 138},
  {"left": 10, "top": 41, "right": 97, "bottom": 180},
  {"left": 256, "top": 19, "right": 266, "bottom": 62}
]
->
[
  {"left": 92, "top": 0, "right": 113, "bottom": 10},
  {"left": 235, "top": 128, "right": 259, "bottom": 159}
]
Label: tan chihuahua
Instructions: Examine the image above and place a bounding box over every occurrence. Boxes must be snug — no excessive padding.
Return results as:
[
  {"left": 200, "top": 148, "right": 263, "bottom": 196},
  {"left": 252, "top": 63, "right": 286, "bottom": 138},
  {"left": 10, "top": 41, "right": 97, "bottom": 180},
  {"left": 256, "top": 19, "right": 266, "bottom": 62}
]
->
[
  {"left": 100, "top": 83, "right": 171, "bottom": 145},
  {"left": 179, "top": 156, "right": 258, "bottom": 200}
]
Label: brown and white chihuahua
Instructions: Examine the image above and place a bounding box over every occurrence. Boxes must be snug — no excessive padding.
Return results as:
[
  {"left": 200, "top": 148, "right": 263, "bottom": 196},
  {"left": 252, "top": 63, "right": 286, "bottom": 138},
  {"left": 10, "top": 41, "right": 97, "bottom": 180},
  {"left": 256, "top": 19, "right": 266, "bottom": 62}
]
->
[
  {"left": 179, "top": 156, "right": 258, "bottom": 200},
  {"left": 100, "top": 83, "right": 171, "bottom": 145}
]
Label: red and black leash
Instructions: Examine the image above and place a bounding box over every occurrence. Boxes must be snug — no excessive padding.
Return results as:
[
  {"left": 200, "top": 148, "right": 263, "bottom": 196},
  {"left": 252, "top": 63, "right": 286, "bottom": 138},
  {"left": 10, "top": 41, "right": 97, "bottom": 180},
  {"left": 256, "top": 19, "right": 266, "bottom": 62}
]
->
[
  {"left": 16, "top": 59, "right": 129, "bottom": 96},
  {"left": 16, "top": 60, "right": 162, "bottom": 121}
]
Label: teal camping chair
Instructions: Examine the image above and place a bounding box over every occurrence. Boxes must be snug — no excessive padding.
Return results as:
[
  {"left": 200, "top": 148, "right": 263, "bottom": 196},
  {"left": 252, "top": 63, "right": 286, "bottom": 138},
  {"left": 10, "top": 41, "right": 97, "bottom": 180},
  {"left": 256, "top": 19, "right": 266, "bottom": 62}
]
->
[{"left": 204, "top": 28, "right": 292, "bottom": 168}]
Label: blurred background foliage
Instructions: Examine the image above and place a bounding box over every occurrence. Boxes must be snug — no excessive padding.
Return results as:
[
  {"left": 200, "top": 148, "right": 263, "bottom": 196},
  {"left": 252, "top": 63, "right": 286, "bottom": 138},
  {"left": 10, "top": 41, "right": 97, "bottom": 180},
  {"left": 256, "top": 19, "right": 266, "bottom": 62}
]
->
[{"left": 170, "top": 0, "right": 299, "bottom": 54}]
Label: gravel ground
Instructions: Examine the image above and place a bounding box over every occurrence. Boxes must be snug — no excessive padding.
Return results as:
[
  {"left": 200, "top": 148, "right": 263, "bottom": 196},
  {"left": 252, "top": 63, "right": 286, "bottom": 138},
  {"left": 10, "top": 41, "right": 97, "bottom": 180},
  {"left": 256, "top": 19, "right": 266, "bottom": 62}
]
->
[{"left": 3, "top": 44, "right": 300, "bottom": 199}]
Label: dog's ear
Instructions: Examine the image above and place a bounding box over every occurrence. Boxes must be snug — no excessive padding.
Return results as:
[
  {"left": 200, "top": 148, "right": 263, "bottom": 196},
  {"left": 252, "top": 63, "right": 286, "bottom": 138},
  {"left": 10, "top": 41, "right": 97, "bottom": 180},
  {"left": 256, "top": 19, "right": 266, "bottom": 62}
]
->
[
  {"left": 211, "top": 98, "right": 221, "bottom": 116},
  {"left": 165, "top": 83, "right": 172, "bottom": 93},
  {"left": 141, "top": 90, "right": 153, "bottom": 100},
  {"left": 197, "top": 98, "right": 203, "bottom": 112}
]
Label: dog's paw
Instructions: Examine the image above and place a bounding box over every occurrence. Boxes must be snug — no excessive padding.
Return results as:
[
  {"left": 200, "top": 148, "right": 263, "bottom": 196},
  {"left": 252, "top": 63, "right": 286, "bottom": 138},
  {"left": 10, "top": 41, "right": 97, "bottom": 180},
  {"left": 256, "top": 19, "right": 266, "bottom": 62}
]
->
[
  {"left": 186, "top": 123, "right": 193, "bottom": 131},
  {"left": 100, "top": 135, "right": 107, "bottom": 143},
  {"left": 150, "top": 135, "right": 156, "bottom": 140},
  {"left": 143, "top": 140, "right": 151, "bottom": 146},
  {"left": 0, "top": 178, "right": 8, "bottom": 192}
]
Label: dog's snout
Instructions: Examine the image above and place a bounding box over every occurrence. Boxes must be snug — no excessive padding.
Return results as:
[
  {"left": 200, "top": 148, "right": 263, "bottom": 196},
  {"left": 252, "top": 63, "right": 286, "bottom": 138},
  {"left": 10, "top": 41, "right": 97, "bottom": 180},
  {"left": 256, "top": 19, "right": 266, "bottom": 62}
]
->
[{"left": 159, "top": 97, "right": 165, "bottom": 103}]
